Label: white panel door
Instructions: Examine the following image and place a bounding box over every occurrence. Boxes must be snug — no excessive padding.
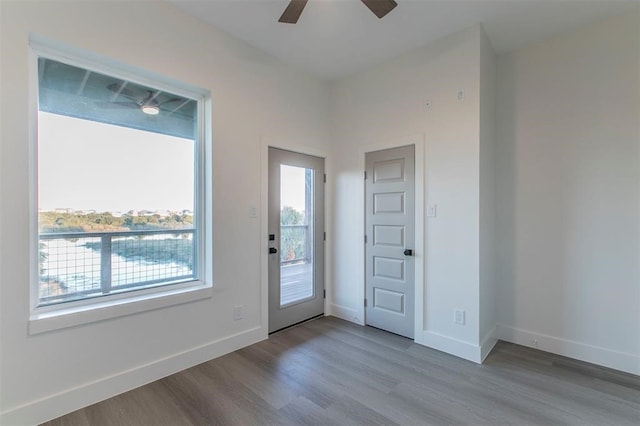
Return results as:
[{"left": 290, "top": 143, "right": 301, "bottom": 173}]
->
[
  {"left": 365, "top": 145, "right": 415, "bottom": 338},
  {"left": 268, "top": 148, "right": 325, "bottom": 333}
]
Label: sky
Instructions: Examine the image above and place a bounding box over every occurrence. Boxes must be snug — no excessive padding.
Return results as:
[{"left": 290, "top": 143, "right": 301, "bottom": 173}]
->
[
  {"left": 38, "top": 112, "right": 194, "bottom": 213},
  {"left": 280, "top": 165, "right": 307, "bottom": 213},
  {"left": 39, "top": 112, "right": 310, "bottom": 214}
]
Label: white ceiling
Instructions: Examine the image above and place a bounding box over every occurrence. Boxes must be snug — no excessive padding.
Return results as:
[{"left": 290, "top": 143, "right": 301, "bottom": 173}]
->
[{"left": 169, "top": 0, "right": 638, "bottom": 80}]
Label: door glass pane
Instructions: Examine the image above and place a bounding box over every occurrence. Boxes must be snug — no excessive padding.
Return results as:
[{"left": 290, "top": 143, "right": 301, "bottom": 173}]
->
[{"left": 280, "top": 165, "right": 314, "bottom": 306}]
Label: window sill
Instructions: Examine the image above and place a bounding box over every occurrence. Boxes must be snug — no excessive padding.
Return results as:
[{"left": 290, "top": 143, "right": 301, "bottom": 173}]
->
[{"left": 29, "top": 283, "right": 213, "bottom": 335}]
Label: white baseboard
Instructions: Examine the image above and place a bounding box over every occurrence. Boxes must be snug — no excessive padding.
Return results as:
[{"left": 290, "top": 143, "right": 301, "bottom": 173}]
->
[
  {"left": 417, "top": 330, "right": 483, "bottom": 363},
  {"left": 495, "top": 324, "right": 640, "bottom": 376},
  {"left": 480, "top": 325, "right": 498, "bottom": 362},
  {"left": 1, "top": 326, "right": 266, "bottom": 426},
  {"left": 329, "top": 303, "right": 363, "bottom": 325}
]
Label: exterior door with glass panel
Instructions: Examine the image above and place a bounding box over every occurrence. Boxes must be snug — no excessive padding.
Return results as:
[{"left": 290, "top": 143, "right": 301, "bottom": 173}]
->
[
  {"left": 365, "top": 145, "right": 415, "bottom": 338},
  {"left": 268, "top": 148, "right": 324, "bottom": 333}
]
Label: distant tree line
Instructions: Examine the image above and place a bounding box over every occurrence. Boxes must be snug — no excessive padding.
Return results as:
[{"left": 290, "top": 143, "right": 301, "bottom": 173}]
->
[{"left": 39, "top": 211, "right": 193, "bottom": 233}]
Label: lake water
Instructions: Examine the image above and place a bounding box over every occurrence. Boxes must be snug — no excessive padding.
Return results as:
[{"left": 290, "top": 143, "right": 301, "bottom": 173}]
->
[{"left": 40, "top": 237, "right": 192, "bottom": 301}]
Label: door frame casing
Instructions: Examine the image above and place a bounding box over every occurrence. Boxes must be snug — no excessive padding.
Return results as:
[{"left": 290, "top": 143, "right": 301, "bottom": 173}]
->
[
  {"left": 260, "top": 138, "right": 331, "bottom": 337},
  {"left": 359, "top": 135, "right": 425, "bottom": 341}
]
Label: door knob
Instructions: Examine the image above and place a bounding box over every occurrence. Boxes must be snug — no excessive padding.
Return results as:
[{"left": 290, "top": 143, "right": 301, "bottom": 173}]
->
[
  {"left": 269, "top": 247, "right": 278, "bottom": 254},
  {"left": 404, "top": 249, "right": 413, "bottom": 256}
]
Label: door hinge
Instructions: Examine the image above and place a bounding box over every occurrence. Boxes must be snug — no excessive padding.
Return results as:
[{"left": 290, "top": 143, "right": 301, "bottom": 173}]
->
[
  {"left": 324, "top": 173, "right": 326, "bottom": 183},
  {"left": 364, "top": 171, "right": 367, "bottom": 180},
  {"left": 324, "top": 231, "right": 326, "bottom": 241},
  {"left": 364, "top": 298, "right": 367, "bottom": 307},
  {"left": 323, "top": 289, "right": 326, "bottom": 299},
  {"left": 364, "top": 235, "right": 368, "bottom": 244}
]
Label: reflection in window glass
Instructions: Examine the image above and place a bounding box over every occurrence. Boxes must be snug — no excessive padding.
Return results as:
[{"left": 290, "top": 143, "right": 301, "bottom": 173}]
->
[
  {"left": 279, "top": 165, "right": 314, "bottom": 306},
  {"left": 37, "top": 57, "right": 199, "bottom": 306}
]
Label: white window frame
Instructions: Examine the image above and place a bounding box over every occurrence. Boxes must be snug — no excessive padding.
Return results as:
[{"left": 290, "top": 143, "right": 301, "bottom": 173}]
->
[{"left": 28, "top": 35, "right": 213, "bottom": 334}]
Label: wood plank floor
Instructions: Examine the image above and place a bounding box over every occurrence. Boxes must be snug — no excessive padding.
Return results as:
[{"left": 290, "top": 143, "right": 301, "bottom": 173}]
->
[{"left": 44, "top": 317, "right": 640, "bottom": 425}]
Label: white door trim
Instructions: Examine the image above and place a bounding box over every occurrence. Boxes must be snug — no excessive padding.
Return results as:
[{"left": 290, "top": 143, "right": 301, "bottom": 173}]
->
[
  {"left": 260, "top": 137, "right": 331, "bottom": 336},
  {"left": 358, "top": 134, "right": 425, "bottom": 341}
]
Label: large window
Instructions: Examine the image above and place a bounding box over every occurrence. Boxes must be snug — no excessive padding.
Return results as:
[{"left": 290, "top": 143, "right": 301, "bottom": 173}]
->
[{"left": 30, "top": 39, "right": 211, "bottom": 328}]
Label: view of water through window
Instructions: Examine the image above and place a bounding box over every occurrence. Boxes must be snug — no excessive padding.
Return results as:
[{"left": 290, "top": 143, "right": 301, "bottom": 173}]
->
[{"left": 38, "top": 112, "right": 196, "bottom": 305}]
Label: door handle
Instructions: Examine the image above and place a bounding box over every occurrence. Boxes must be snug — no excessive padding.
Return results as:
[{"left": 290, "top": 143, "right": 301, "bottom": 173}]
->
[
  {"left": 404, "top": 249, "right": 413, "bottom": 256},
  {"left": 269, "top": 247, "right": 278, "bottom": 254}
]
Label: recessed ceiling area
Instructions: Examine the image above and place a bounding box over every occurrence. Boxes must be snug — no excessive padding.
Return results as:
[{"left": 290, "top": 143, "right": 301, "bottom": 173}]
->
[{"left": 168, "top": 0, "right": 637, "bottom": 80}]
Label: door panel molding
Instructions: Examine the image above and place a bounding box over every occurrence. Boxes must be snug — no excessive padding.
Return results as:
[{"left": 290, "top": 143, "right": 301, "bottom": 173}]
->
[
  {"left": 349, "top": 135, "right": 424, "bottom": 338},
  {"left": 366, "top": 145, "right": 415, "bottom": 338}
]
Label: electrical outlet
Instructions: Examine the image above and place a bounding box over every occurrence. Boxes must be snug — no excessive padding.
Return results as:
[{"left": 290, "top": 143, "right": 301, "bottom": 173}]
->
[
  {"left": 454, "top": 309, "right": 465, "bottom": 325},
  {"left": 233, "top": 306, "right": 243, "bottom": 321}
]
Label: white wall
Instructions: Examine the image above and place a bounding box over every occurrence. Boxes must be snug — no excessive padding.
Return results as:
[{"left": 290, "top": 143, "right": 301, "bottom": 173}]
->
[
  {"left": 2, "top": 1, "right": 637, "bottom": 423},
  {"left": 479, "top": 28, "right": 497, "bottom": 357},
  {"left": 329, "top": 26, "right": 488, "bottom": 361},
  {"left": 0, "top": 0, "right": 330, "bottom": 423},
  {"left": 495, "top": 11, "right": 640, "bottom": 374}
]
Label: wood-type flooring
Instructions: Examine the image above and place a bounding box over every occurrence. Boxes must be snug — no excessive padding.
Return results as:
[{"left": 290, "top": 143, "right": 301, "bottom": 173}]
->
[{"left": 44, "top": 316, "right": 640, "bottom": 425}]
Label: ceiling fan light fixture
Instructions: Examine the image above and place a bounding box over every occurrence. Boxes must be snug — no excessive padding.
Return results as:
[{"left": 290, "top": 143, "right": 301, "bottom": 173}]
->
[{"left": 141, "top": 105, "right": 160, "bottom": 115}]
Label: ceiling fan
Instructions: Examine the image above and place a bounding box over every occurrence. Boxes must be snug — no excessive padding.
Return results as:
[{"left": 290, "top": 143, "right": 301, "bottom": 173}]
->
[
  {"left": 279, "top": 0, "right": 398, "bottom": 24},
  {"left": 98, "top": 83, "right": 182, "bottom": 116}
]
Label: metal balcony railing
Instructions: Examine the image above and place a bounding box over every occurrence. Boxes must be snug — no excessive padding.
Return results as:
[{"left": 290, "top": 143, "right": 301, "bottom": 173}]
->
[{"left": 38, "top": 229, "right": 195, "bottom": 305}]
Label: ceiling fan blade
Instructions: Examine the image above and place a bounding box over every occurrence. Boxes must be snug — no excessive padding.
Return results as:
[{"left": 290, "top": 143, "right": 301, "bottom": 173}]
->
[
  {"left": 106, "top": 83, "right": 145, "bottom": 101},
  {"left": 361, "top": 0, "right": 397, "bottom": 19},
  {"left": 279, "top": 0, "right": 308, "bottom": 24}
]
